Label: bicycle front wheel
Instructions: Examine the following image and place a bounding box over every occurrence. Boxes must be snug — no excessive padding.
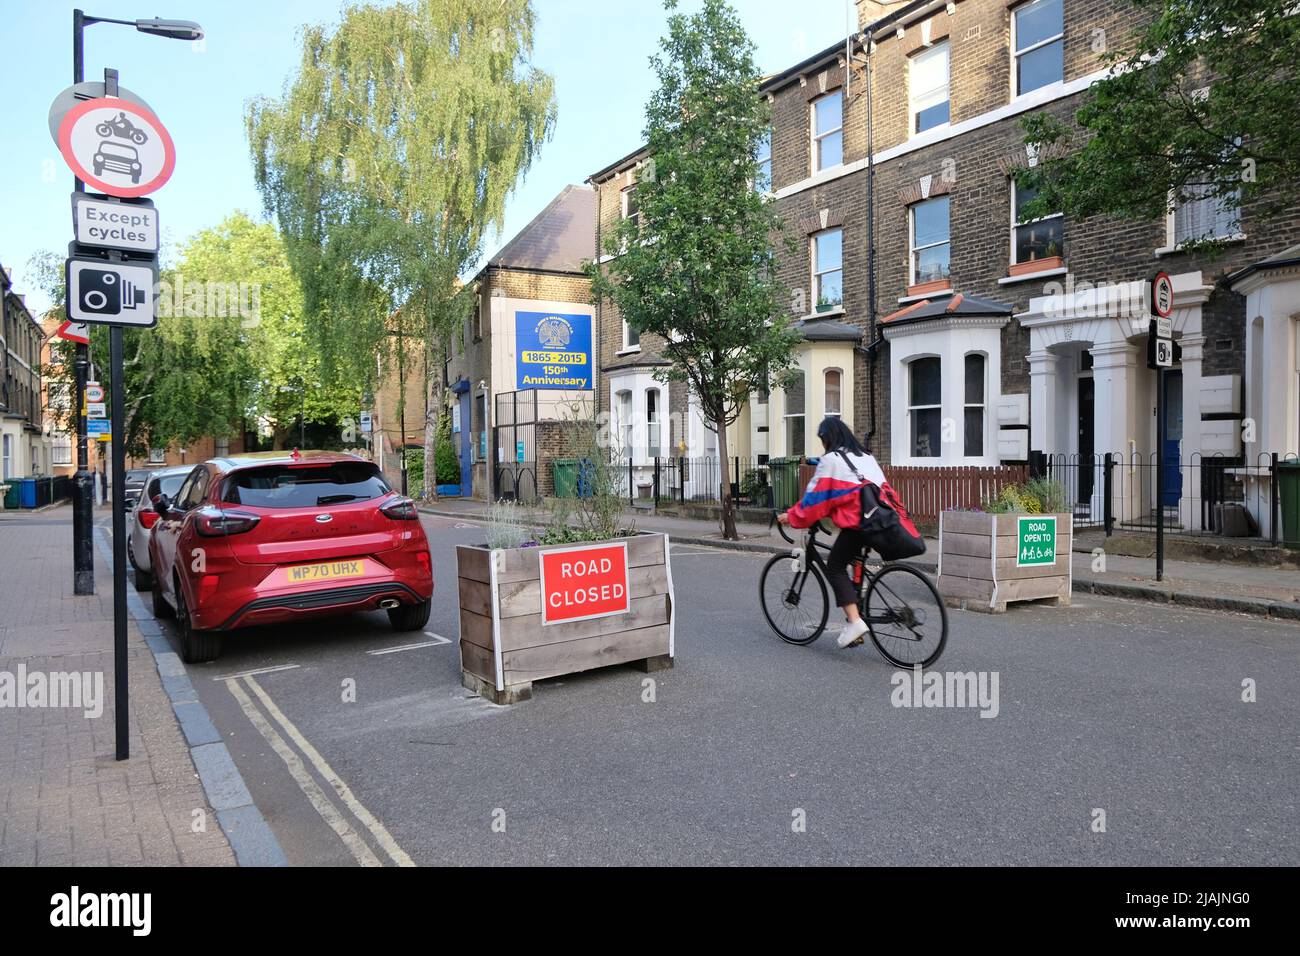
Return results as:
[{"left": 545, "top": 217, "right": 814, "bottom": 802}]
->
[
  {"left": 759, "top": 553, "right": 829, "bottom": 645},
  {"left": 864, "top": 564, "right": 948, "bottom": 668}
]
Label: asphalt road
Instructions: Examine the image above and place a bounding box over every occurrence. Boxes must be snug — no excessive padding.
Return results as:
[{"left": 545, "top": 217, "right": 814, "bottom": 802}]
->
[{"left": 157, "top": 513, "right": 1300, "bottom": 866}]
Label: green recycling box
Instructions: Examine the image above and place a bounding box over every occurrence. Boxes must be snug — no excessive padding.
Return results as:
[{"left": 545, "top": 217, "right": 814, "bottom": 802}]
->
[
  {"left": 552, "top": 458, "right": 579, "bottom": 498},
  {"left": 769, "top": 457, "right": 802, "bottom": 511}
]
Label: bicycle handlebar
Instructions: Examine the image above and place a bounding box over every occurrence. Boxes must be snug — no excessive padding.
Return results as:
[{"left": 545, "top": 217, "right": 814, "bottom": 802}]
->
[{"left": 771, "top": 510, "right": 834, "bottom": 549}]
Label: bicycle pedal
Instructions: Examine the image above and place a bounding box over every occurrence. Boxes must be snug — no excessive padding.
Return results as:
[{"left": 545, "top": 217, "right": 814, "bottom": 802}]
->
[{"left": 845, "top": 636, "right": 865, "bottom": 648}]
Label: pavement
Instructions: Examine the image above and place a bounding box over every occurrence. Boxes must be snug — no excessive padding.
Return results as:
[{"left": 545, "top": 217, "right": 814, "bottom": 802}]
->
[
  {"left": 0, "top": 505, "right": 244, "bottom": 866},
  {"left": 417, "top": 496, "right": 1300, "bottom": 622}
]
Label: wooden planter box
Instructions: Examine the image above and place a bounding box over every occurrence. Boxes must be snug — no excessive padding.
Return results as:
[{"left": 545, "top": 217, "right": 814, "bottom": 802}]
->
[
  {"left": 456, "top": 532, "right": 675, "bottom": 704},
  {"left": 937, "top": 512, "right": 1073, "bottom": 613}
]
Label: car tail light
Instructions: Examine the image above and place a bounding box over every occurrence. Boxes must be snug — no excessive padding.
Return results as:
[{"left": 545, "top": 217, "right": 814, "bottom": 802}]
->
[
  {"left": 194, "top": 506, "right": 261, "bottom": 537},
  {"left": 139, "top": 509, "right": 159, "bottom": 529},
  {"left": 380, "top": 496, "right": 419, "bottom": 520},
  {"left": 416, "top": 550, "right": 430, "bottom": 573}
]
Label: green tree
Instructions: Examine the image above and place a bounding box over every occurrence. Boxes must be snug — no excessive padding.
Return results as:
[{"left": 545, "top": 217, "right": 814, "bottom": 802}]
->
[
  {"left": 247, "top": 0, "right": 556, "bottom": 495},
  {"left": 30, "top": 249, "right": 247, "bottom": 457},
  {"left": 1017, "top": 0, "right": 1300, "bottom": 245},
  {"left": 177, "top": 213, "right": 360, "bottom": 448},
  {"left": 588, "top": 0, "right": 799, "bottom": 540}
]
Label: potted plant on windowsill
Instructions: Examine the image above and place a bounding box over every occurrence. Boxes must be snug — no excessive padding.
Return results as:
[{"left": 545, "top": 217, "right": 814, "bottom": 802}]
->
[
  {"left": 1008, "top": 241, "right": 1064, "bottom": 277},
  {"left": 937, "top": 478, "right": 1073, "bottom": 613},
  {"left": 454, "top": 412, "right": 674, "bottom": 704}
]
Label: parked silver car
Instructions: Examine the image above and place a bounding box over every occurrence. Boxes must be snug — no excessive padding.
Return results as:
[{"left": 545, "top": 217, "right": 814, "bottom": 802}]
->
[{"left": 127, "top": 466, "right": 191, "bottom": 592}]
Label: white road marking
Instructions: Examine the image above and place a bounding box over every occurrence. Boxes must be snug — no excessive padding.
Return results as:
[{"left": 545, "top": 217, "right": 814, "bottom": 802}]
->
[
  {"left": 366, "top": 634, "right": 451, "bottom": 655},
  {"left": 244, "top": 675, "right": 415, "bottom": 867},
  {"left": 670, "top": 547, "right": 754, "bottom": 556},
  {"left": 224, "top": 677, "right": 383, "bottom": 867},
  {"left": 212, "top": 663, "right": 300, "bottom": 681}
]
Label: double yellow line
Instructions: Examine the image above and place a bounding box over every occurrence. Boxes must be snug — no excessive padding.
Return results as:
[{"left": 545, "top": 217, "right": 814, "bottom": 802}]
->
[{"left": 225, "top": 674, "right": 414, "bottom": 867}]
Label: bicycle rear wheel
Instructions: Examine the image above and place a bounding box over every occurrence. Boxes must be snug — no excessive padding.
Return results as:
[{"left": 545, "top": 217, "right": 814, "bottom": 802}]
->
[
  {"left": 759, "top": 553, "right": 829, "bottom": 645},
  {"left": 863, "top": 564, "right": 948, "bottom": 668}
]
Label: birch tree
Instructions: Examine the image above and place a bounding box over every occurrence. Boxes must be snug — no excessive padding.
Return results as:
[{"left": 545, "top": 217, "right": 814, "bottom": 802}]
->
[{"left": 246, "top": 0, "right": 556, "bottom": 495}]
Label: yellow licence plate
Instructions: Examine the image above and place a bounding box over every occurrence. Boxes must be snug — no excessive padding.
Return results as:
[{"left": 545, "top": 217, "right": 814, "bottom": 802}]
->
[{"left": 283, "top": 560, "right": 366, "bottom": 584}]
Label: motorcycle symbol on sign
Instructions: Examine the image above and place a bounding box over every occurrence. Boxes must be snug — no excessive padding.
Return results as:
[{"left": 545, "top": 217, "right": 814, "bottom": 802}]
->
[{"left": 95, "top": 111, "right": 149, "bottom": 145}]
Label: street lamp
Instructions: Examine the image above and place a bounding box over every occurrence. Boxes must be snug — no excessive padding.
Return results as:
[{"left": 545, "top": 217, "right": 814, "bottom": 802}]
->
[
  {"left": 133, "top": 17, "right": 204, "bottom": 40},
  {"left": 69, "top": 8, "right": 205, "bottom": 600}
]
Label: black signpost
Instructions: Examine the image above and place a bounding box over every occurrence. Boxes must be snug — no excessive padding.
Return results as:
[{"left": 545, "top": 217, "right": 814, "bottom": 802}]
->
[
  {"left": 53, "top": 10, "right": 197, "bottom": 758},
  {"left": 1147, "top": 272, "right": 1176, "bottom": 583}
]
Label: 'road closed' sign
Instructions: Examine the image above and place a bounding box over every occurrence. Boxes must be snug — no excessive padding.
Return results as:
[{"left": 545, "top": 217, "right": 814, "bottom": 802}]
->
[
  {"left": 538, "top": 542, "right": 630, "bottom": 625},
  {"left": 1016, "top": 515, "right": 1057, "bottom": 568}
]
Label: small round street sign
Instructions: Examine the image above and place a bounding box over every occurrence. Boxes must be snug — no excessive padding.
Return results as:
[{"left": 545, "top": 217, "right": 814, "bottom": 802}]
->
[
  {"left": 56, "top": 97, "right": 175, "bottom": 198},
  {"left": 1150, "top": 271, "right": 1174, "bottom": 319},
  {"left": 86, "top": 384, "right": 105, "bottom": 403},
  {"left": 47, "top": 82, "right": 152, "bottom": 144}
]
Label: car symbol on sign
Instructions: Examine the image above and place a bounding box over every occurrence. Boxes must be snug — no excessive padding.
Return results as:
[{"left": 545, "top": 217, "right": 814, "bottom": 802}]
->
[{"left": 92, "top": 140, "right": 143, "bottom": 184}]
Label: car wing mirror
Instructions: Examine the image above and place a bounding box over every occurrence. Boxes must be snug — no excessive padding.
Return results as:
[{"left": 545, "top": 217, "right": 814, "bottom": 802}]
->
[{"left": 152, "top": 493, "right": 170, "bottom": 517}]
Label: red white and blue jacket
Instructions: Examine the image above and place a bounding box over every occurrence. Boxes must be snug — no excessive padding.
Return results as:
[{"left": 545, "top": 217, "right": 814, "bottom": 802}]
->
[{"left": 786, "top": 449, "right": 916, "bottom": 537}]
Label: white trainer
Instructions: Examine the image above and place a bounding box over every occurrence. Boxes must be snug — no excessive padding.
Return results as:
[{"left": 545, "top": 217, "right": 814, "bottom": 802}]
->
[{"left": 836, "top": 618, "right": 869, "bottom": 648}]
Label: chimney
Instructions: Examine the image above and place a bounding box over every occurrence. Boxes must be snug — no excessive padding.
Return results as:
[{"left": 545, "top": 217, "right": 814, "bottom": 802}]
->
[{"left": 856, "top": 0, "right": 910, "bottom": 32}]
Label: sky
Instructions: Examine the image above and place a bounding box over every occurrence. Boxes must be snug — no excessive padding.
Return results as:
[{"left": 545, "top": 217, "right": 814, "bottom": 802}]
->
[{"left": 1, "top": 0, "right": 852, "bottom": 314}]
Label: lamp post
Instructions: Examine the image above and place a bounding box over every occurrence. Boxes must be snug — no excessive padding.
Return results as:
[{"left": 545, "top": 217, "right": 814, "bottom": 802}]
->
[
  {"left": 70, "top": 9, "right": 203, "bottom": 597},
  {"left": 71, "top": 9, "right": 203, "bottom": 763}
]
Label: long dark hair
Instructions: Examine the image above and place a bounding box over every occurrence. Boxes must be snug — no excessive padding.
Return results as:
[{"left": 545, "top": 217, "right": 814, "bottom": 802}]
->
[{"left": 816, "top": 416, "right": 867, "bottom": 456}]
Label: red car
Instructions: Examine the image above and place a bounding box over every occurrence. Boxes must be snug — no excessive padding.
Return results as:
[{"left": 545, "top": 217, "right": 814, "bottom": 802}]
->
[{"left": 148, "top": 451, "right": 433, "bottom": 663}]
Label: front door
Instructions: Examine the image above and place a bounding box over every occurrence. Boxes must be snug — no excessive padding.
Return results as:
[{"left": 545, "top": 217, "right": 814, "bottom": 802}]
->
[
  {"left": 1077, "top": 377, "right": 1095, "bottom": 503},
  {"left": 457, "top": 390, "right": 472, "bottom": 496},
  {"left": 1162, "top": 370, "right": 1183, "bottom": 507}
]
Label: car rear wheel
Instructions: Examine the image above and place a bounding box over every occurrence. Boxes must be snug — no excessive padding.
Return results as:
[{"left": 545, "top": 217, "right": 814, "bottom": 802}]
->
[
  {"left": 388, "top": 599, "right": 431, "bottom": 632},
  {"left": 151, "top": 573, "right": 174, "bottom": 619},
  {"left": 175, "top": 579, "right": 222, "bottom": 664},
  {"left": 133, "top": 565, "right": 153, "bottom": 592}
]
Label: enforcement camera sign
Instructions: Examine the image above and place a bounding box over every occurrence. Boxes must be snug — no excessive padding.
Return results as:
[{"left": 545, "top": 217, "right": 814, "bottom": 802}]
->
[
  {"left": 1016, "top": 515, "right": 1058, "bottom": 567},
  {"left": 65, "top": 256, "right": 158, "bottom": 328},
  {"left": 515, "top": 311, "right": 593, "bottom": 389}
]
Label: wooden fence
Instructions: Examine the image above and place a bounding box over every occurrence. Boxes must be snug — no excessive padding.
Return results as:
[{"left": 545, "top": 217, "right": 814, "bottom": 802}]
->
[{"left": 886, "top": 464, "right": 1028, "bottom": 525}]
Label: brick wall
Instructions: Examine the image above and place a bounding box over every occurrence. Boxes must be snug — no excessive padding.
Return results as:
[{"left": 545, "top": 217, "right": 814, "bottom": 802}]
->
[{"left": 763, "top": 0, "right": 1300, "bottom": 465}]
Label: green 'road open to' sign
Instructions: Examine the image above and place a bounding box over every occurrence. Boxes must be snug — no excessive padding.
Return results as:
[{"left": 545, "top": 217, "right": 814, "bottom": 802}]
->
[{"left": 1016, "top": 515, "right": 1057, "bottom": 567}]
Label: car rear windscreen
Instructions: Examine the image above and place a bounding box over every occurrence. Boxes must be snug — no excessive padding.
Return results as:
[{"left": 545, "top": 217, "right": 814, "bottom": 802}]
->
[
  {"left": 222, "top": 463, "right": 392, "bottom": 508},
  {"left": 146, "top": 474, "right": 186, "bottom": 501}
]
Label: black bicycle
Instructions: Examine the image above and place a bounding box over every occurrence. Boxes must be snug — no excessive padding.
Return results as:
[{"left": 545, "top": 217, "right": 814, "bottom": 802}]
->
[{"left": 759, "top": 515, "right": 948, "bottom": 668}]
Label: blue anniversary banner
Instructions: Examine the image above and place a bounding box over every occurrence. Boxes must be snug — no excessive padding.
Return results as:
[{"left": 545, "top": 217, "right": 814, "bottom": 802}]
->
[{"left": 515, "top": 311, "right": 592, "bottom": 389}]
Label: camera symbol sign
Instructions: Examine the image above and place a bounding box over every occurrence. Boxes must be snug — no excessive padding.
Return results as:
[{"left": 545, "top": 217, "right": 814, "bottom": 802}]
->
[{"left": 65, "top": 257, "right": 157, "bottom": 327}]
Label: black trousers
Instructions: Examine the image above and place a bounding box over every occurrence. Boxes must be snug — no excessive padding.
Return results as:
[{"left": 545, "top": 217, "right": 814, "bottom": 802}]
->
[{"left": 826, "top": 527, "right": 868, "bottom": 607}]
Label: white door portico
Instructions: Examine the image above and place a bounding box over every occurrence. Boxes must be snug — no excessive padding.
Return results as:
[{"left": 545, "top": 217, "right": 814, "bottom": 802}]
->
[
  {"left": 1018, "top": 271, "right": 1212, "bottom": 530},
  {"left": 1228, "top": 245, "right": 1300, "bottom": 538}
]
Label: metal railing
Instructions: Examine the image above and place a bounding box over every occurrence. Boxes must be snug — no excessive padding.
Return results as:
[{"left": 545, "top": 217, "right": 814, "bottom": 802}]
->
[{"left": 1040, "top": 451, "right": 1297, "bottom": 543}]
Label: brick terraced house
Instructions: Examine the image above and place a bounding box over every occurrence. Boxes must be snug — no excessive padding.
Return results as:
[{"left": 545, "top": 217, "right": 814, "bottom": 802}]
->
[
  {"left": 444, "top": 184, "right": 596, "bottom": 500},
  {"left": 589, "top": 0, "right": 1300, "bottom": 535}
]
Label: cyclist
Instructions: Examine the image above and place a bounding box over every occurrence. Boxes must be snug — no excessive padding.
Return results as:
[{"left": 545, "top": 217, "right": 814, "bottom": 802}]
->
[{"left": 777, "top": 417, "right": 889, "bottom": 649}]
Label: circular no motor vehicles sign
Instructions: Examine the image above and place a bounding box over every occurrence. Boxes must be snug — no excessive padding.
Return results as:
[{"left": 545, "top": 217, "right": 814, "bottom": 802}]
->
[{"left": 56, "top": 97, "right": 175, "bottom": 198}]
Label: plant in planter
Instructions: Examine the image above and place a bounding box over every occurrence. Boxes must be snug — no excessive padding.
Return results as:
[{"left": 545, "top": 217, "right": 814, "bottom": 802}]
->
[
  {"left": 937, "top": 479, "right": 1073, "bottom": 613},
  {"left": 738, "top": 467, "right": 771, "bottom": 508},
  {"left": 456, "top": 412, "right": 673, "bottom": 704}
]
